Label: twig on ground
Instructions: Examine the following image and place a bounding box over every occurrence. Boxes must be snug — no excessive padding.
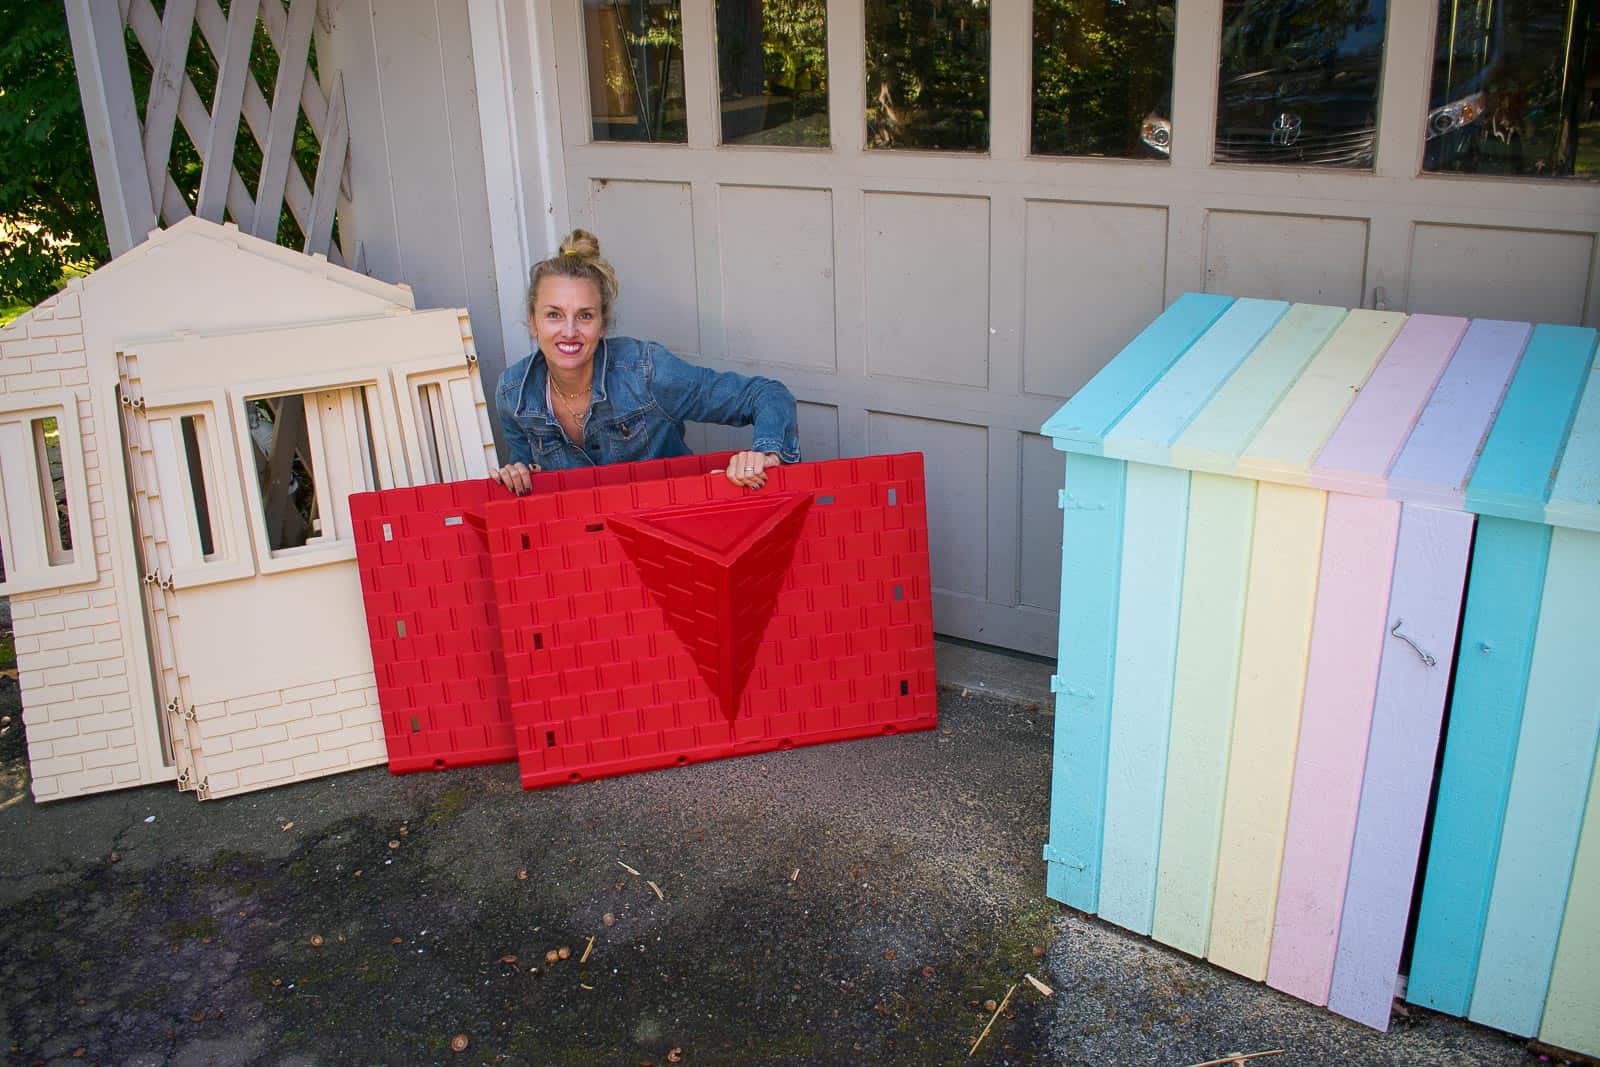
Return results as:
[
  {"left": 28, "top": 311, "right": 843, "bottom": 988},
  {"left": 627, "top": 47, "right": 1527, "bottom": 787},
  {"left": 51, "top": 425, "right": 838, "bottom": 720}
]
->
[
  {"left": 968, "top": 983, "right": 1017, "bottom": 1057},
  {"left": 580, "top": 936, "right": 594, "bottom": 964},
  {"left": 617, "top": 860, "right": 641, "bottom": 876},
  {"left": 1023, "top": 973, "right": 1053, "bottom": 997},
  {"left": 646, "top": 880, "right": 665, "bottom": 901},
  {"left": 1183, "top": 1051, "right": 1287, "bottom": 1067}
]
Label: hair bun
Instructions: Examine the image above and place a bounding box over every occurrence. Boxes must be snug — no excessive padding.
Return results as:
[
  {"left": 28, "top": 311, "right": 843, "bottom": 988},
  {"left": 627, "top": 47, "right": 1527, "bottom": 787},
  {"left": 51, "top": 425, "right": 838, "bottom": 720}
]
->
[{"left": 558, "top": 228, "right": 602, "bottom": 261}]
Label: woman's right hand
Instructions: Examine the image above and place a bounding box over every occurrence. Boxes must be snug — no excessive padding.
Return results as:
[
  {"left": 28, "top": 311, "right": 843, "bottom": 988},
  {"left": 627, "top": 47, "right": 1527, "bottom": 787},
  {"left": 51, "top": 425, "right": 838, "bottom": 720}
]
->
[{"left": 490, "top": 461, "right": 541, "bottom": 495}]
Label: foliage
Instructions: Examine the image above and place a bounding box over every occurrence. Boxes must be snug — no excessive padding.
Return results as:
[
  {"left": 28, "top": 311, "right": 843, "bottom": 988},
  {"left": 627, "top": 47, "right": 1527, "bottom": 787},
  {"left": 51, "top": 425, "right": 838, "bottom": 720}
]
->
[
  {"left": 1032, "top": 0, "right": 1175, "bottom": 157},
  {"left": 865, "top": 0, "right": 991, "bottom": 150},
  {"left": 0, "top": 2, "right": 109, "bottom": 306}
]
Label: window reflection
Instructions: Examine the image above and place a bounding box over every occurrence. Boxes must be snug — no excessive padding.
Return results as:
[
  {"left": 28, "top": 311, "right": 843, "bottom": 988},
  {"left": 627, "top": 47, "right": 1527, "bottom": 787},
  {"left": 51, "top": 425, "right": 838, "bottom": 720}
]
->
[
  {"left": 865, "top": 0, "right": 990, "bottom": 152},
  {"left": 1207, "top": 0, "right": 1388, "bottom": 168},
  {"left": 1426, "top": 1, "right": 1598, "bottom": 179},
  {"left": 585, "top": 0, "right": 689, "bottom": 143},
  {"left": 717, "top": 0, "right": 829, "bottom": 145},
  {"left": 1032, "top": 0, "right": 1176, "bottom": 159}
]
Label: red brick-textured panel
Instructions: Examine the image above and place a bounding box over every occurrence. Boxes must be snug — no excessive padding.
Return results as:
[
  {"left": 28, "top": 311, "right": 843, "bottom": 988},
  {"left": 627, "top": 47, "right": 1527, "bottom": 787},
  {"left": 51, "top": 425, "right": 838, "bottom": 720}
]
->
[
  {"left": 350, "top": 453, "right": 739, "bottom": 772},
  {"left": 485, "top": 453, "right": 938, "bottom": 790}
]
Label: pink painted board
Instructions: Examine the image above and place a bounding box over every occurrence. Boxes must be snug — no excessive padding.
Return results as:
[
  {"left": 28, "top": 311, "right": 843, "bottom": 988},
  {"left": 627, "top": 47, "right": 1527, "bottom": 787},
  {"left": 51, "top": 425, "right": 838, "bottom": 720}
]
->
[
  {"left": 1265, "top": 492, "right": 1402, "bottom": 1005},
  {"left": 1386, "top": 320, "right": 1530, "bottom": 509},
  {"left": 1312, "top": 315, "right": 1468, "bottom": 497},
  {"left": 1327, "top": 505, "right": 1475, "bottom": 1029}
]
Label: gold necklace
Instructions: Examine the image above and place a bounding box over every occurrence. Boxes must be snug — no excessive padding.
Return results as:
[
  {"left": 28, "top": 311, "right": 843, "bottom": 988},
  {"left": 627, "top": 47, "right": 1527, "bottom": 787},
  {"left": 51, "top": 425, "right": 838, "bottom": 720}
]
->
[{"left": 551, "top": 377, "right": 591, "bottom": 425}]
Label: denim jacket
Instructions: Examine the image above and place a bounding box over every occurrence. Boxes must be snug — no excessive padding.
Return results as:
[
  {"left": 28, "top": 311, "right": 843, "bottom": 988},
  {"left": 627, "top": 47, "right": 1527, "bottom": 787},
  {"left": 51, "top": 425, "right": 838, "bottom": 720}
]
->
[{"left": 494, "top": 337, "right": 802, "bottom": 471}]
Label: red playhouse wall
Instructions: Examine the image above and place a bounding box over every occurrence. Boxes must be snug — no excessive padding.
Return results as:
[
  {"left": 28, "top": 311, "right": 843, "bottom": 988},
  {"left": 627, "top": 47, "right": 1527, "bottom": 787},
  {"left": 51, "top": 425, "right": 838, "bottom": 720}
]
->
[{"left": 354, "top": 452, "right": 937, "bottom": 788}]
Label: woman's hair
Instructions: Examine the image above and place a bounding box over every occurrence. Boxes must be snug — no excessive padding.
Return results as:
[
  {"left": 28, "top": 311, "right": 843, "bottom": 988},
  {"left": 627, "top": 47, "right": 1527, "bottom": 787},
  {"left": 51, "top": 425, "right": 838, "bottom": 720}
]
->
[{"left": 526, "top": 228, "right": 619, "bottom": 330}]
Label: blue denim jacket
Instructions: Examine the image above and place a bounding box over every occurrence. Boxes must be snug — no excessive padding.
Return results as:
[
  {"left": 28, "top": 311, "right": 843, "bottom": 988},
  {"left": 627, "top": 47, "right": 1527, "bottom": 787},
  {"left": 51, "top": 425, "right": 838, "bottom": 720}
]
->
[{"left": 495, "top": 337, "right": 801, "bottom": 470}]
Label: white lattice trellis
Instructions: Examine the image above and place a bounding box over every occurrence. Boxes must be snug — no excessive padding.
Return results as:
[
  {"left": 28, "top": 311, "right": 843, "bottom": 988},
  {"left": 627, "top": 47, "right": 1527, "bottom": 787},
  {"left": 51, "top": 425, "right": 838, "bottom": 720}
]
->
[{"left": 68, "top": 0, "right": 355, "bottom": 266}]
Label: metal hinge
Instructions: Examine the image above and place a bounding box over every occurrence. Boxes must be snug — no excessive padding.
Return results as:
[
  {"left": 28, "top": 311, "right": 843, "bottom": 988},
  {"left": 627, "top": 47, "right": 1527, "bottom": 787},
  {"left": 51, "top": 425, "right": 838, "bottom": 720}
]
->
[
  {"left": 1058, "top": 489, "right": 1068, "bottom": 510},
  {"left": 1049, "top": 676, "right": 1095, "bottom": 700},
  {"left": 143, "top": 571, "right": 175, "bottom": 591},
  {"left": 1041, "top": 844, "right": 1087, "bottom": 871}
]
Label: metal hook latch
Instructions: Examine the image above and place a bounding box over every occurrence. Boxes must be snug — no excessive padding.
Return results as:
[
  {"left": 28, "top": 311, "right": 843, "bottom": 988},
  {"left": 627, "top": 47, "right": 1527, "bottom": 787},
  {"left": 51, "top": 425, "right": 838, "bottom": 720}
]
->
[{"left": 1390, "top": 619, "right": 1436, "bottom": 668}]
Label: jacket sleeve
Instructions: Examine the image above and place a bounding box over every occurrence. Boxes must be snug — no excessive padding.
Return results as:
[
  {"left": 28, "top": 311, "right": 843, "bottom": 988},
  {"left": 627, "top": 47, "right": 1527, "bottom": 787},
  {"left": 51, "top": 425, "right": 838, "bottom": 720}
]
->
[
  {"left": 646, "top": 344, "right": 802, "bottom": 463},
  {"left": 495, "top": 366, "right": 535, "bottom": 467}
]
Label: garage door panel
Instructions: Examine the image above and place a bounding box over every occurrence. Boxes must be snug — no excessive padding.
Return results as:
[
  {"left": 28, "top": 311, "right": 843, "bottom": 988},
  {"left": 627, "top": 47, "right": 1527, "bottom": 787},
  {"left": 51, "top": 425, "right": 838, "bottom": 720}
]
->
[
  {"left": 590, "top": 179, "right": 700, "bottom": 354},
  {"left": 864, "top": 192, "right": 991, "bottom": 388},
  {"left": 1205, "top": 211, "right": 1368, "bottom": 309},
  {"left": 719, "top": 185, "right": 836, "bottom": 371},
  {"left": 1023, "top": 200, "right": 1169, "bottom": 400},
  {"left": 1020, "top": 431, "right": 1066, "bottom": 611},
  {"left": 1408, "top": 224, "right": 1593, "bottom": 326},
  {"left": 867, "top": 411, "right": 988, "bottom": 599}
]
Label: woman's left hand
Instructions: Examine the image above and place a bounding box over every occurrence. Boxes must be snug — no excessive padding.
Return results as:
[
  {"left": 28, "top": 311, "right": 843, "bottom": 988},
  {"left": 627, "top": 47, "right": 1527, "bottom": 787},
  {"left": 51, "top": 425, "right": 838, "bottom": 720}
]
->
[{"left": 724, "top": 450, "right": 779, "bottom": 489}]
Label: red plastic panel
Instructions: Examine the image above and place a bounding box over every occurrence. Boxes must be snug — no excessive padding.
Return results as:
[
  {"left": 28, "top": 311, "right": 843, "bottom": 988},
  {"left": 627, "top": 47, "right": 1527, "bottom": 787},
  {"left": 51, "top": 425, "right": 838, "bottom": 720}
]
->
[
  {"left": 485, "top": 453, "right": 938, "bottom": 790},
  {"left": 350, "top": 453, "right": 740, "bottom": 772},
  {"left": 350, "top": 480, "right": 515, "bottom": 773}
]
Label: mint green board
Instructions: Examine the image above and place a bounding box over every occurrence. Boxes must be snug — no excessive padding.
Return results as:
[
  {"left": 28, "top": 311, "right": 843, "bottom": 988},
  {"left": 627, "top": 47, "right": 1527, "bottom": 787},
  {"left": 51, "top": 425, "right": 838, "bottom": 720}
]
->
[
  {"left": 1098, "top": 462, "right": 1189, "bottom": 935},
  {"left": 1540, "top": 752, "right": 1600, "bottom": 1052}
]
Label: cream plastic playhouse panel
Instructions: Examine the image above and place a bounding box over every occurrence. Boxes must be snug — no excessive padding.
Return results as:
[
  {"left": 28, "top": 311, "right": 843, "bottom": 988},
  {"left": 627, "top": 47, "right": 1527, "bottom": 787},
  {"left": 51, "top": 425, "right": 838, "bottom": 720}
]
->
[
  {"left": 5, "top": 218, "right": 420, "bottom": 801},
  {"left": 117, "top": 308, "right": 486, "bottom": 799}
]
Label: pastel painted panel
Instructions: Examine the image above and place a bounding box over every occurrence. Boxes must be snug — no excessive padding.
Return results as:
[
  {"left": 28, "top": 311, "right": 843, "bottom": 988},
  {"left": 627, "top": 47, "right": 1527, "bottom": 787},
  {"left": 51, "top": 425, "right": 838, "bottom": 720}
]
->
[
  {"left": 1170, "top": 305, "right": 1346, "bottom": 476},
  {"left": 1207, "top": 483, "right": 1326, "bottom": 981},
  {"left": 1041, "top": 293, "right": 1233, "bottom": 454},
  {"left": 1386, "top": 320, "right": 1529, "bottom": 510},
  {"left": 1407, "top": 517, "right": 1552, "bottom": 1016},
  {"left": 1466, "top": 324, "right": 1596, "bottom": 523},
  {"left": 1237, "top": 310, "right": 1407, "bottom": 486},
  {"left": 1152, "top": 473, "right": 1256, "bottom": 958},
  {"left": 1539, "top": 753, "right": 1600, "bottom": 1054},
  {"left": 1099, "top": 463, "right": 1189, "bottom": 935},
  {"left": 1469, "top": 527, "right": 1600, "bottom": 1037},
  {"left": 1546, "top": 349, "right": 1600, "bottom": 534},
  {"left": 1267, "top": 493, "right": 1401, "bottom": 1005},
  {"left": 1103, "top": 299, "right": 1288, "bottom": 467},
  {"left": 1311, "top": 315, "right": 1468, "bottom": 497},
  {"left": 1043, "top": 453, "right": 1126, "bottom": 911},
  {"left": 1328, "top": 505, "right": 1474, "bottom": 1030}
]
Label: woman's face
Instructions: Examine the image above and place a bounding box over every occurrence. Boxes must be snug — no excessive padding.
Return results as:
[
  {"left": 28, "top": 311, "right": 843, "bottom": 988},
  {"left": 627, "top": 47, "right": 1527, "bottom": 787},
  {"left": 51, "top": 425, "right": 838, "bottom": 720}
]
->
[{"left": 531, "top": 275, "right": 604, "bottom": 378}]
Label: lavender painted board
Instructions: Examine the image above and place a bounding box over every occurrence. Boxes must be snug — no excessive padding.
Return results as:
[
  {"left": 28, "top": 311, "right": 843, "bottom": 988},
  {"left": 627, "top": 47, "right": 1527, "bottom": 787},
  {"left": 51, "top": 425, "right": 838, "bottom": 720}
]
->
[
  {"left": 1266, "top": 493, "right": 1401, "bottom": 1006},
  {"left": 1311, "top": 315, "right": 1468, "bottom": 497},
  {"left": 1326, "top": 505, "right": 1474, "bottom": 1030},
  {"left": 1386, "top": 320, "right": 1529, "bottom": 510},
  {"left": 1546, "top": 349, "right": 1600, "bottom": 534},
  {"left": 1103, "top": 299, "right": 1289, "bottom": 467}
]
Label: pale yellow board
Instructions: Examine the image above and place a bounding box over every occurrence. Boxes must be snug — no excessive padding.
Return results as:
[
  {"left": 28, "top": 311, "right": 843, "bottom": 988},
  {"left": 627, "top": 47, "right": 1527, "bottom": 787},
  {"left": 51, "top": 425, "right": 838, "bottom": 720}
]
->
[
  {"left": 1237, "top": 309, "right": 1408, "bottom": 486},
  {"left": 1207, "top": 482, "right": 1328, "bottom": 980},
  {"left": 1538, "top": 751, "right": 1600, "bottom": 1053}
]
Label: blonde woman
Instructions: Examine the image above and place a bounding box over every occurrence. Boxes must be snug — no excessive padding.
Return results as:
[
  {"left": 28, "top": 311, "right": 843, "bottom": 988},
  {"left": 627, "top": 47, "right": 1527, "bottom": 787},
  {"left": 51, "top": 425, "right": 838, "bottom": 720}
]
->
[{"left": 490, "top": 230, "right": 800, "bottom": 495}]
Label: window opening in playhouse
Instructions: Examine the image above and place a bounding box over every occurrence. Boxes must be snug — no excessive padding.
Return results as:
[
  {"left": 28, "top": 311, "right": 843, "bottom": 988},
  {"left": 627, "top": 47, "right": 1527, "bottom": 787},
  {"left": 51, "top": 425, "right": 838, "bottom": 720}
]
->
[
  {"left": 178, "top": 415, "right": 217, "bottom": 560},
  {"left": 245, "top": 386, "right": 382, "bottom": 554},
  {"left": 414, "top": 379, "right": 474, "bottom": 482},
  {"left": 31, "top": 417, "right": 74, "bottom": 565}
]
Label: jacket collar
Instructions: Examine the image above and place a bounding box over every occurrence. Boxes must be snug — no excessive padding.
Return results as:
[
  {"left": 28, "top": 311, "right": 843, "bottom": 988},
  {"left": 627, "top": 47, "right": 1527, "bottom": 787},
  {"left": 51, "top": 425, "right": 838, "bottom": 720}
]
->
[{"left": 514, "top": 337, "right": 611, "bottom": 422}]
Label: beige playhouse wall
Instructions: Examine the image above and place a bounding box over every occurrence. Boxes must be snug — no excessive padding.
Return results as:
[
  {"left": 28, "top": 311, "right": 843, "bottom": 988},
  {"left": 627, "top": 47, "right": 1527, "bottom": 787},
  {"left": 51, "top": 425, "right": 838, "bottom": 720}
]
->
[
  {"left": 3, "top": 218, "right": 420, "bottom": 801},
  {"left": 2, "top": 292, "right": 145, "bottom": 801}
]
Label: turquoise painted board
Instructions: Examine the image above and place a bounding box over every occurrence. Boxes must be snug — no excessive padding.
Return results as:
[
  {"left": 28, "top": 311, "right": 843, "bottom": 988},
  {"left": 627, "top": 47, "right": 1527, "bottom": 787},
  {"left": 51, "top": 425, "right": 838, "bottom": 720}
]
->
[
  {"left": 1386, "top": 320, "right": 1529, "bottom": 510},
  {"left": 1102, "top": 299, "right": 1288, "bottom": 467},
  {"left": 1151, "top": 473, "right": 1256, "bottom": 957},
  {"left": 1466, "top": 324, "right": 1596, "bottom": 523},
  {"left": 1327, "top": 505, "right": 1474, "bottom": 1030},
  {"left": 1043, "top": 453, "right": 1126, "bottom": 912},
  {"left": 1469, "top": 527, "right": 1600, "bottom": 1036},
  {"left": 1266, "top": 493, "right": 1401, "bottom": 1005},
  {"left": 1041, "top": 293, "right": 1233, "bottom": 455},
  {"left": 1311, "top": 315, "right": 1468, "bottom": 498},
  {"left": 1098, "top": 463, "right": 1189, "bottom": 935},
  {"left": 1406, "top": 517, "right": 1552, "bottom": 1016},
  {"left": 1540, "top": 753, "right": 1600, "bottom": 1053},
  {"left": 1546, "top": 348, "right": 1600, "bottom": 533},
  {"left": 1169, "top": 304, "right": 1347, "bottom": 476}
]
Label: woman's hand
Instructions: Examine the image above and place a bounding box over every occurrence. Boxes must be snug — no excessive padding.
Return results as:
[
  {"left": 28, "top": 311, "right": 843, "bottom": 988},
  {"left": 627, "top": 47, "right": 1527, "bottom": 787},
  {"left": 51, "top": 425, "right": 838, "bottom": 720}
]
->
[
  {"left": 723, "top": 450, "right": 779, "bottom": 489},
  {"left": 490, "top": 461, "right": 541, "bottom": 495}
]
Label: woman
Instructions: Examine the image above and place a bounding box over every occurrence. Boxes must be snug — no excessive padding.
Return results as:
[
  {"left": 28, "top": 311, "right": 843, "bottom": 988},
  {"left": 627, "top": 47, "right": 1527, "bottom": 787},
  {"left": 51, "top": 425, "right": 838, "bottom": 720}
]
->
[{"left": 490, "top": 230, "right": 800, "bottom": 494}]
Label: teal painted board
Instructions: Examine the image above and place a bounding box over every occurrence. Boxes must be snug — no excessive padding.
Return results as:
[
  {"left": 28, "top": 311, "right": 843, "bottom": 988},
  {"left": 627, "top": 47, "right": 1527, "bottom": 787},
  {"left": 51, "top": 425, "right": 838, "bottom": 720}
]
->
[
  {"left": 1099, "top": 463, "right": 1189, "bottom": 935},
  {"left": 1151, "top": 473, "right": 1256, "bottom": 957},
  {"left": 1466, "top": 324, "right": 1596, "bottom": 523},
  {"left": 1468, "top": 526, "right": 1600, "bottom": 1037},
  {"left": 1406, "top": 517, "right": 1553, "bottom": 1016},
  {"left": 1043, "top": 452, "right": 1127, "bottom": 911},
  {"left": 1327, "top": 505, "right": 1475, "bottom": 1030},
  {"left": 1102, "top": 299, "right": 1289, "bottom": 467},
  {"left": 1041, "top": 293, "right": 1234, "bottom": 455},
  {"left": 1169, "top": 305, "right": 1347, "bottom": 476},
  {"left": 1546, "top": 348, "right": 1600, "bottom": 533}
]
